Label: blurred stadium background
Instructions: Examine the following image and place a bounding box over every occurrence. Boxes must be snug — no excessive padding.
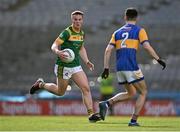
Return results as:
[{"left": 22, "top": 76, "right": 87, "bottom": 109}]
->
[{"left": 0, "top": 0, "right": 180, "bottom": 116}]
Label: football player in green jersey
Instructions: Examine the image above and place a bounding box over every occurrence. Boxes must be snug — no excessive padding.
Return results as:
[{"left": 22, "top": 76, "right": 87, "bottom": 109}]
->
[{"left": 30, "top": 10, "right": 101, "bottom": 122}]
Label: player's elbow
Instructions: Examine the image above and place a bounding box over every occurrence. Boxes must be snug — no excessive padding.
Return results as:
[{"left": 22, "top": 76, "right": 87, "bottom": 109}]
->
[
  {"left": 143, "top": 42, "right": 151, "bottom": 50},
  {"left": 105, "top": 44, "right": 114, "bottom": 54},
  {"left": 143, "top": 45, "right": 150, "bottom": 51},
  {"left": 51, "top": 43, "right": 57, "bottom": 52},
  {"left": 105, "top": 47, "right": 112, "bottom": 55},
  {"left": 51, "top": 45, "right": 54, "bottom": 51}
]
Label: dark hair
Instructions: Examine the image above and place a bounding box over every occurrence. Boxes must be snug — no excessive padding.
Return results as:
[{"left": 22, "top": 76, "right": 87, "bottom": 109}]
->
[
  {"left": 71, "top": 10, "right": 84, "bottom": 16},
  {"left": 125, "top": 7, "right": 138, "bottom": 21}
]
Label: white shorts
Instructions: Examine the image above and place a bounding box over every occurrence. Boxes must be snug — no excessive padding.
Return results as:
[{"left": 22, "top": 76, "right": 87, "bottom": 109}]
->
[
  {"left": 116, "top": 69, "right": 144, "bottom": 84},
  {"left": 54, "top": 65, "right": 83, "bottom": 79}
]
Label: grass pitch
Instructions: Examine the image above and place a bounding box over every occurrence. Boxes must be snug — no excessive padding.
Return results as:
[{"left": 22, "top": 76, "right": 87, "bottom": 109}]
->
[{"left": 0, "top": 116, "right": 180, "bottom": 131}]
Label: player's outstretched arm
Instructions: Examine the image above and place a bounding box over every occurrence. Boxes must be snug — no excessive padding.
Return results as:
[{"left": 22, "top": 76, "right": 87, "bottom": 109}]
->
[{"left": 143, "top": 42, "right": 166, "bottom": 70}]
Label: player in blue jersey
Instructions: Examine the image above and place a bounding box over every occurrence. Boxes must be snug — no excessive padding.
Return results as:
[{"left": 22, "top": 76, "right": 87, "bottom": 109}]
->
[{"left": 98, "top": 7, "right": 166, "bottom": 126}]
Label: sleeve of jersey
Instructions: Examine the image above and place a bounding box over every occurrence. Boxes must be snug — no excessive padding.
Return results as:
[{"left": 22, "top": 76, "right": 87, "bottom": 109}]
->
[
  {"left": 58, "top": 30, "right": 70, "bottom": 44},
  {"left": 109, "top": 33, "right": 116, "bottom": 47},
  {"left": 139, "top": 28, "right": 149, "bottom": 45}
]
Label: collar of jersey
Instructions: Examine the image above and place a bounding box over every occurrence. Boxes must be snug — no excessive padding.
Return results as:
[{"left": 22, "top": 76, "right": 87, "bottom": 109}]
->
[{"left": 71, "top": 25, "right": 81, "bottom": 33}]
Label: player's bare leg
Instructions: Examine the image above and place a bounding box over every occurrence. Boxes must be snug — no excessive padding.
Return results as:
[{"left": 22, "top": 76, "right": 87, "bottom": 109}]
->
[
  {"left": 42, "top": 78, "right": 69, "bottom": 96},
  {"left": 72, "top": 71, "right": 93, "bottom": 114},
  {"left": 133, "top": 80, "right": 147, "bottom": 115},
  {"left": 99, "top": 84, "right": 136, "bottom": 120},
  {"left": 30, "top": 78, "right": 69, "bottom": 96},
  {"left": 128, "top": 80, "right": 147, "bottom": 126},
  {"left": 72, "top": 71, "right": 101, "bottom": 122},
  {"left": 109, "top": 84, "right": 136, "bottom": 104}
]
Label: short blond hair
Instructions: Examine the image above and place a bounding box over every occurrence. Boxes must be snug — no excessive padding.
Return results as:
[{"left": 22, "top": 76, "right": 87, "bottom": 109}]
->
[{"left": 71, "top": 10, "right": 84, "bottom": 17}]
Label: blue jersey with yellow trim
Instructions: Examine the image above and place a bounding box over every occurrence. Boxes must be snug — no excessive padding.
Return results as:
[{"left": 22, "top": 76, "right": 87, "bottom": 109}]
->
[{"left": 109, "top": 23, "right": 148, "bottom": 71}]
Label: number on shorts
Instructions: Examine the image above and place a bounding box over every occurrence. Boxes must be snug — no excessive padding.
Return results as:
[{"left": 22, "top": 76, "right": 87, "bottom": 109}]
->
[{"left": 121, "top": 32, "right": 129, "bottom": 48}]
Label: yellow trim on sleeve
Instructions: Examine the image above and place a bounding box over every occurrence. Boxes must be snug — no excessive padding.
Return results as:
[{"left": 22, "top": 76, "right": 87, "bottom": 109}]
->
[
  {"left": 56, "top": 38, "right": 64, "bottom": 45},
  {"left": 109, "top": 33, "right": 115, "bottom": 45},
  {"left": 139, "top": 28, "right": 148, "bottom": 43}
]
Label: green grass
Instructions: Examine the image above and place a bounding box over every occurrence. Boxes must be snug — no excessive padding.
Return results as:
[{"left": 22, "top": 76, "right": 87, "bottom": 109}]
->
[{"left": 0, "top": 116, "right": 180, "bottom": 131}]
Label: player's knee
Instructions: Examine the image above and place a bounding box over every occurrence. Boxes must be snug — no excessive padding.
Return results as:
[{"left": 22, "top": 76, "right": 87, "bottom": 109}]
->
[
  {"left": 142, "top": 89, "right": 148, "bottom": 96},
  {"left": 138, "top": 89, "right": 147, "bottom": 97},
  {"left": 57, "top": 86, "right": 66, "bottom": 96},
  {"left": 81, "top": 85, "right": 90, "bottom": 95},
  {"left": 128, "top": 90, "right": 136, "bottom": 98},
  {"left": 57, "top": 92, "right": 65, "bottom": 96}
]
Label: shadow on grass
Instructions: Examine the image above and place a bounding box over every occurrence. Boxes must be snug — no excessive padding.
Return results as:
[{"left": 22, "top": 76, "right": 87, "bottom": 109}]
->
[
  {"left": 97, "top": 121, "right": 127, "bottom": 125},
  {"left": 142, "top": 125, "right": 177, "bottom": 128},
  {"left": 97, "top": 122, "right": 177, "bottom": 129}
]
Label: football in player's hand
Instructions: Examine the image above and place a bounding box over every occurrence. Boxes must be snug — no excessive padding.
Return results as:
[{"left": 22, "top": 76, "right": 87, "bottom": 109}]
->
[{"left": 61, "top": 48, "right": 75, "bottom": 63}]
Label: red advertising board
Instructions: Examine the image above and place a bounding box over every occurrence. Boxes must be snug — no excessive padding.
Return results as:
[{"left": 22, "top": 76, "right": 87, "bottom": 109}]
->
[
  {"left": 142, "top": 100, "right": 176, "bottom": 116},
  {"left": 0, "top": 100, "right": 177, "bottom": 116},
  {"left": 113, "top": 100, "right": 176, "bottom": 116},
  {"left": 49, "top": 100, "right": 87, "bottom": 115},
  {"left": 0, "top": 100, "right": 50, "bottom": 115}
]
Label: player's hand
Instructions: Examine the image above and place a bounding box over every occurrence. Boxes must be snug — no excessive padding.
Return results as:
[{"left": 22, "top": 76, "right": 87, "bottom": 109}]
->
[
  {"left": 57, "top": 50, "right": 68, "bottom": 60},
  {"left": 101, "top": 68, "right": 109, "bottom": 79},
  {"left": 86, "top": 61, "right": 94, "bottom": 71},
  {"left": 157, "top": 59, "right": 166, "bottom": 70}
]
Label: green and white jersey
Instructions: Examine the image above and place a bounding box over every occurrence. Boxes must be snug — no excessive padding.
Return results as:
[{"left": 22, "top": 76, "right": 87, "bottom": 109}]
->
[{"left": 56, "top": 25, "right": 84, "bottom": 67}]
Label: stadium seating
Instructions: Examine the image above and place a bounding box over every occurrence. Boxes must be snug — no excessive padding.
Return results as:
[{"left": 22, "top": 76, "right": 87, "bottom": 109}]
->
[
  {"left": 0, "top": 0, "right": 180, "bottom": 96},
  {"left": 0, "top": 0, "right": 18, "bottom": 11}
]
